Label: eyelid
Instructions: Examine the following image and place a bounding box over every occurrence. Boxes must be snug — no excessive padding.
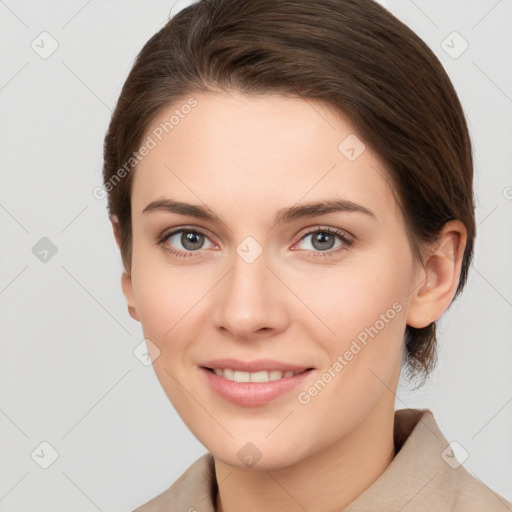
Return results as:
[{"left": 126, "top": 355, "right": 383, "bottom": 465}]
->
[
  {"left": 158, "top": 224, "right": 212, "bottom": 239},
  {"left": 294, "top": 225, "right": 354, "bottom": 243}
]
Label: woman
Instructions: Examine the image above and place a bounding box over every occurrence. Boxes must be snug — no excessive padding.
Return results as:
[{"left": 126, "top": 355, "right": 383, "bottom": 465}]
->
[{"left": 102, "top": 0, "right": 512, "bottom": 510}]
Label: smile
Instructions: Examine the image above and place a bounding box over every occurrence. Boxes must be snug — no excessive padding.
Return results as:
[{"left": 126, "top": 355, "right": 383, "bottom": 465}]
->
[
  {"left": 200, "top": 366, "right": 315, "bottom": 406},
  {"left": 206, "top": 368, "right": 308, "bottom": 383}
]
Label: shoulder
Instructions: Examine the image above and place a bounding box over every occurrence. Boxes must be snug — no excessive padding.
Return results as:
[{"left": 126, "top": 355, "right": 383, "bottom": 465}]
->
[
  {"left": 345, "top": 408, "right": 512, "bottom": 512},
  {"left": 402, "top": 409, "right": 512, "bottom": 512},
  {"left": 445, "top": 462, "right": 512, "bottom": 511}
]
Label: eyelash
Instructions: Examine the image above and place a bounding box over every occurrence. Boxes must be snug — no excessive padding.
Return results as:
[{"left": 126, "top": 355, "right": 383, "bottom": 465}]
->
[{"left": 156, "top": 226, "right": 354, "bottom": 259}]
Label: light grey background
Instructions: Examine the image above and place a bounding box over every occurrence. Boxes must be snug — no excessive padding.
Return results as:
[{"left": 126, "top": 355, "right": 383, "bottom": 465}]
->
[{"left": 0, "top": 0, "right": 511, "bottom": 510}]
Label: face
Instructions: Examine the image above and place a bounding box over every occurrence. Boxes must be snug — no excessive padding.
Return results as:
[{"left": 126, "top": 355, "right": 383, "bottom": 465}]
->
[{"left": 121, "top": 91, "right": 425, "bottom": 469}]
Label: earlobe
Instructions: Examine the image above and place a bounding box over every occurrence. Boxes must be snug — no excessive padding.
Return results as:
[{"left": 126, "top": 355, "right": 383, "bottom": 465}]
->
[
  {"left": 406, "top": 220, "right": 467, "bottom": 329},
  {"left": 121, "top": 271, "right": 140, "bottom": 322},
  {"left": 112, "top": 217, "right": 139, "bottom": 321}
]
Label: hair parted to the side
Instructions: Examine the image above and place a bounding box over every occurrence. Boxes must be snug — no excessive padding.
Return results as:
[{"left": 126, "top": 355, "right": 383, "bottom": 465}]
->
[{"left": 103, "top": 0, "right": 475, "bottom": 388}]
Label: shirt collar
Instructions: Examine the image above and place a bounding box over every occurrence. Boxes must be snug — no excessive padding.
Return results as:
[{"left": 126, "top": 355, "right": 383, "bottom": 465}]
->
[{"left": 137, "top": 408, "right": 508, "bottom": 511}]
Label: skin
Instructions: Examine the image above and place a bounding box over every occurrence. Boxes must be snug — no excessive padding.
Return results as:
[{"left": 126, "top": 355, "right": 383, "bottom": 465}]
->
[{"left": 112, "top": 90, "right": 466, "bottom": 512}]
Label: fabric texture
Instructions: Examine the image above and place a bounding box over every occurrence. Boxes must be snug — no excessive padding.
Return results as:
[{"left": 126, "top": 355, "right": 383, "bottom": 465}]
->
[{"left": 133, "top": 408, "right": 512, "bottom": 511}]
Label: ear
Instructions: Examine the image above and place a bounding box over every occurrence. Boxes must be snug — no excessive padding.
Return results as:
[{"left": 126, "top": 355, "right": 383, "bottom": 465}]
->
[
  {"left": 121, "top": 271, "right": 140, "bottom": 322},
  {"left": 110, "top": 214, "right": 123, "bottom": 249},
  {"left": 407, "top": 220, "right": 467, "bottom": 328},
  {"left": 111, "top": 215, "right": 140, "bottom": 322}
]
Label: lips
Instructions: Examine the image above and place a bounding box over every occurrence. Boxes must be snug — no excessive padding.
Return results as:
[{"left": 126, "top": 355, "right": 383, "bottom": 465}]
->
[{"left": 200, "top": 366, "right": 315, "bottom": 406}]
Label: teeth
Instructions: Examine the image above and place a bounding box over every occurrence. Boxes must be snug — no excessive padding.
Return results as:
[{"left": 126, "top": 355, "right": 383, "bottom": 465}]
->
[{"left": 211, "top": 368, "right": 301, "bottom": 383}]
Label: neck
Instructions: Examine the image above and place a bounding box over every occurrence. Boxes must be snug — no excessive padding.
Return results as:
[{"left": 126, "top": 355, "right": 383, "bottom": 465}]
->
[{"left": 214, "top": 400, "right": 396, "bottom": 512}]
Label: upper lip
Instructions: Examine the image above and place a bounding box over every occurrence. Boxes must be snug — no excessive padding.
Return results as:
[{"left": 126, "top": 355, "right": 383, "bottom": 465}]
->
[{"left": 200, "top": 358, "right": 313, "bottom": 373}]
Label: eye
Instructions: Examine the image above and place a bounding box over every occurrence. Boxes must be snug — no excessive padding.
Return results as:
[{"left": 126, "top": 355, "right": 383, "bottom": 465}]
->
[
  {"left": 157, "top": 228, "right": 215, "bottom": 258},
  {"left": 292, "top": 227, "right": 353, "bottom": 258},
  {"left": 157, "top": 226, "right": 354, "bottom": 259}
]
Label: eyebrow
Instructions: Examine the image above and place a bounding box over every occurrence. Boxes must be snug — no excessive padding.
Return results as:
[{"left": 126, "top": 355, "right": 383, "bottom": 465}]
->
[{"left": 142, "top": 197, "right": 376, "bottom": 226}]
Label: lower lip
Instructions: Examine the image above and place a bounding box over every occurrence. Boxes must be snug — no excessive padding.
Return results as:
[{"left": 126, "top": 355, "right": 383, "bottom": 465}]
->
[{"left": 200, "top": 367, "right": 314, "bottom": 407}]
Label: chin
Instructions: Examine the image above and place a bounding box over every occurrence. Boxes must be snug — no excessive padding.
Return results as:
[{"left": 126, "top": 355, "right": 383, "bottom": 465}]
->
[{"left": 207, "top": 436, "right": 308, "bottom": 471}]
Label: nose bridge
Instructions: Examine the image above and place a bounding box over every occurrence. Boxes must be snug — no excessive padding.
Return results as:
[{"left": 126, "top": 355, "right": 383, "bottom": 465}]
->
[{"left": 212, "top": 237, "right": 286, "bottom": 337}]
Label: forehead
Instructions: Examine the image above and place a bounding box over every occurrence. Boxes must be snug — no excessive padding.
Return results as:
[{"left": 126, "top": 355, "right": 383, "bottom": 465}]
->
[{"left": 131, "top": 91, "right": 398, "bottom": 223}]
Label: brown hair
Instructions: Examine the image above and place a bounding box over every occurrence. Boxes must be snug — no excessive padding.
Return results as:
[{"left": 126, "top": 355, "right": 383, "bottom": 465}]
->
[{"left": 103, "top": 0, "right": 475, "bottom": 387}]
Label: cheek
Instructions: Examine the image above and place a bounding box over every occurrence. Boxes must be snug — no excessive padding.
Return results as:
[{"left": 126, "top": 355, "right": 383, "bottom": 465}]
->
[
  {"left": 292, "top": 253, "right": 412, "bottom": 343},
  {"left": 131, "top": 237, "right": 194, "bottom": 328},
  {"left": 288, "top": 251, "right": 412, "bottom": 405},
  {"left": 135, "top": 277, "right": 191, "bottom": 338},
  {"left": 130, "top": 258, "right": 214, "bottom": 357},
  {"left": 332, "top": 253, "right": 412, "bottom": 384},
  {"left": 295, "top": 259, "right": 410, "bottom": 419},
  {"left": 131, "top": 269, "right": 201, "bottom": 401}
]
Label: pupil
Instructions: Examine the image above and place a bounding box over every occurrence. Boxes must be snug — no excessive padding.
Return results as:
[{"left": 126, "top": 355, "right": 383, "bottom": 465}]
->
[
  {"left": 314, "top": 232, "right": 334, "bottom": 250},
  {"left": 182, "top": 232, "right": 203, "bottom": 250}
]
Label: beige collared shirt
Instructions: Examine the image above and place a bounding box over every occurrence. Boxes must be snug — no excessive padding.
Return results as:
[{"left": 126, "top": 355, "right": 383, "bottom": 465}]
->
[{"left": 133, "top": 408, "right": 512, "bottom": 511}]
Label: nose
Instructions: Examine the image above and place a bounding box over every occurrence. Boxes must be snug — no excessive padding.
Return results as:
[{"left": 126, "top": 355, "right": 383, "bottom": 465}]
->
[{"left": 211, "top": 245, "right": 290, "bottom": 341}]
